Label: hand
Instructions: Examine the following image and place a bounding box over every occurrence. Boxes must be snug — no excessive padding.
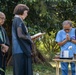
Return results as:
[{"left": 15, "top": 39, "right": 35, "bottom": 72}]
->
[
  {"left": 1, "top": 44, "right": 9, "bottom": 53},
  {"left": 66, "top": 33, "right": 70, "bottom": 41}
]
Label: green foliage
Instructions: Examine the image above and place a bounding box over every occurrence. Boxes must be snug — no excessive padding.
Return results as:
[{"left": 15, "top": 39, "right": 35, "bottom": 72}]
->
[
  {"left": 0, "top": 0, "right": 21, "bottom": 41},
  {"left": 0, "top": 68, "right": 5, "bottom": 72},
  {"left": 19, "top": 0, "right": 76, "bottom": 36},
  {"left": 5, "top": 64, "right": 56, "bottom": 75},
  {"left": 33, "top": 63, "right": 55, "bottom": 75},
  {"left": 1, "top": 0, "right": 76, "bottom": 62},
  {"left": 0, "top": 0, "right": 76, "bottom": 35},
  {"left": 1, "top": 0, "right": 76, "bottom": 36},
  {"left": 36, "top": 32, "right": 60, "bottom": 60}
]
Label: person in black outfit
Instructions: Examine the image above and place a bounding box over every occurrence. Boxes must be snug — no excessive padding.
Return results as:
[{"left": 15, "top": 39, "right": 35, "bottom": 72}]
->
[
  {"left": 0, "top": 12, "right": 10, "bottom": 75},
  {"left": 12, "top": 4, "right": 33, "bottom": 75}
]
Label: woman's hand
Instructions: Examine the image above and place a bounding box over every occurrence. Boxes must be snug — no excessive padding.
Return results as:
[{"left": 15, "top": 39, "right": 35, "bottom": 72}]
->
[{"left": 1, "top": 44, "right": 9, "bottom": 53}]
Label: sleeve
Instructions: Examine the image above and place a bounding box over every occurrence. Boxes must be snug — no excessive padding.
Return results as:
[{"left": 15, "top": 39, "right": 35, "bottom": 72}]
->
[
  {"left": 0, "top": 38, "right": 3, "bottom": 44},
  {"left": 55, "top": 31, "right": 62, "bottom": 43},
  {"left": 16, "top": 18, "right": 23, "bottom": 28},
  {"left": 17, "top": 27, "right": 33, "bottom": 44},
  {"left": 5, "top": 32, "right": 10, "bottom": 46},
  {"left": 16, "top": 19, "right": 33, "bottom": 44},
  {"left": 3, "top": 28, "right": 10, "bottom": 46}
]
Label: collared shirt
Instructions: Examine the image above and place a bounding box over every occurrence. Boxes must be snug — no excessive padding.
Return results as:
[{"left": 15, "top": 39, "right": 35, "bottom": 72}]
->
[
  {"left": 15, "top": 15, "right": 28, "bottom": 32},
  {"left": 56, "top": 28, "right": 76, "bottom": 57}
]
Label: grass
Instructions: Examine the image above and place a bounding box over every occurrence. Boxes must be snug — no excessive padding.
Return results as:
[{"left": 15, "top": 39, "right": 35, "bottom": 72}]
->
[
  {"left": 5, "top": 63, "right": 72, "bottom": 75},
  {"left": 6, "top": 66, "right": 13, "bottom": 75},
  {"left": 5, "top": 63, "right": 57, "bottom": 75},
  {"left": 33, "top": 63, "right": 56, "bottom": 75}
]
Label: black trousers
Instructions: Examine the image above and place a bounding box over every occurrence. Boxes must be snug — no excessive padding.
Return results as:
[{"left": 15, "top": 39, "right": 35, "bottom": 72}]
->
[
  {"left": 13, "top": 53, "right": 33, "bottom": 75},
  {"left": 0, "top": 50, "right": 7, "bottom": 75}
]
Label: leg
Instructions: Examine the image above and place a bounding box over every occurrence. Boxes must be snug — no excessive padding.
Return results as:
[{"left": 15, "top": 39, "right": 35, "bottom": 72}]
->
[
  {"left": 70, "top": 62, "right": 75, "bottom": 75},
  {"left": 13, "top": 53, "right": 25, "bottom": 75},
  {"left": 56, "top": 61, "right": 59, "bottom": 75},
  {"left": 0, "top": 52, "right": 6, "bottom": 75},
  {"left": 61, "top": 62, "right": 68, "bottom": 75},
  {"left": 24, "top": 55, "right": 33, "bottom": 75}
]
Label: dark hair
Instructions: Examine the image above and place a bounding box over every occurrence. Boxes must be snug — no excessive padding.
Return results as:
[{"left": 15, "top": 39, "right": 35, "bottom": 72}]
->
[{"left": 13, "top": 4, "right": 29, "bottom": 15}]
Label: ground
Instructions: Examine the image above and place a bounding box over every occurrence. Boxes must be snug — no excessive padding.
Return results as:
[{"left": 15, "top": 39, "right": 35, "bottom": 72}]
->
[{"left": 5, "top": 62, "right": 72, "bottom": 75}]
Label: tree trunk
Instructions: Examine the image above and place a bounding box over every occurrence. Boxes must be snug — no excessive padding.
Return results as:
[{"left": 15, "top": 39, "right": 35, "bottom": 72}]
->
[
  {"left": 7, "top": 43, "right": 52, "bottom": 67},
  {"left": 32, "top": 43, "right": 52, "bottom": 67}
]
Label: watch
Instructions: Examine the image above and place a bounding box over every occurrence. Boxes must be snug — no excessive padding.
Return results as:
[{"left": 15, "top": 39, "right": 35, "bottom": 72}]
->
[{"left": 69, "top": 38, "right": 72, "bottom": 42}]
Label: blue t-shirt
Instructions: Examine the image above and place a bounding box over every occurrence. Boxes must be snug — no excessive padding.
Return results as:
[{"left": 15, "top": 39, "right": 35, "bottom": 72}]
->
[{"left": 56, "top": 28, "right": 76, "bottom": 57}]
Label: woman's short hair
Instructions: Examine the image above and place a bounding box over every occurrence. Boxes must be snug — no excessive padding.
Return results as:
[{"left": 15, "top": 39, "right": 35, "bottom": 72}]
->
[{"left": 13, "top": 4, "right": 29, "bottom": 15}]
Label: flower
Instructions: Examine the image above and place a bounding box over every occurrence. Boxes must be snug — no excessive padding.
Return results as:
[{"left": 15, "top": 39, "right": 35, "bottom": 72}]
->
[
  {"left": 68, "top": 46, "right": 72, "bottom": 50},
  {"left": 36, "top": 73, "right": 39, "bottom": 75}
]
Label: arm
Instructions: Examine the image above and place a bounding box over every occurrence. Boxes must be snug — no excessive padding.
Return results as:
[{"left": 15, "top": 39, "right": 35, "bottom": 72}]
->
[
  {"left": 57, "top": 33, "right": 76, "bottom": 46},
  {"left": 1, "top": 44, "right": 9, "bottom": 53},
  {"left": 4, "top": 30, "right": 10, "bottom": 46},
  {"left": 17, "top": 27, "right": 33, "bottom": 44},
  {"left": 57, "top": 39, "right": 67, "bottom": 46},
  {"left": 58, "top": 34, "right": 70, "bottom": 46},
  {"left": 0, "top": 38, "right": 6, "bottom": 49},
  {"left": 17, "top": 27, "right": 28, "bottom": 39},
  {"left": 71, "top": 39, "right": 76, "bottom": 44},
  {"left": 0, "top": 27, "right": 9, "bottom": 53},
  {"left": 56, "top": 32, "right": 70, "bottom": 46},
  {"left": 0, "top": 38, "right": 4, "bottom": 45},
  {"left": 0, "top": 37, "right": 9, "bottom": 53}
]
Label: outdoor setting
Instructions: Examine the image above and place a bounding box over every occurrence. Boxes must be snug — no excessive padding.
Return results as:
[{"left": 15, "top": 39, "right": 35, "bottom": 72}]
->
[{"left": 0, "top": 0, "right": 76, "bottom": 75}]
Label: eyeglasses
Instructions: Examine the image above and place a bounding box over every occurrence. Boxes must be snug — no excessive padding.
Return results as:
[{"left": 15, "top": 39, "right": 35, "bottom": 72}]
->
[
  {"left": 64, "top": 29, "right": 70, "bottom": 31},
  {"left": 0, "top": 17, "right": 6, "bottom": 21}
]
